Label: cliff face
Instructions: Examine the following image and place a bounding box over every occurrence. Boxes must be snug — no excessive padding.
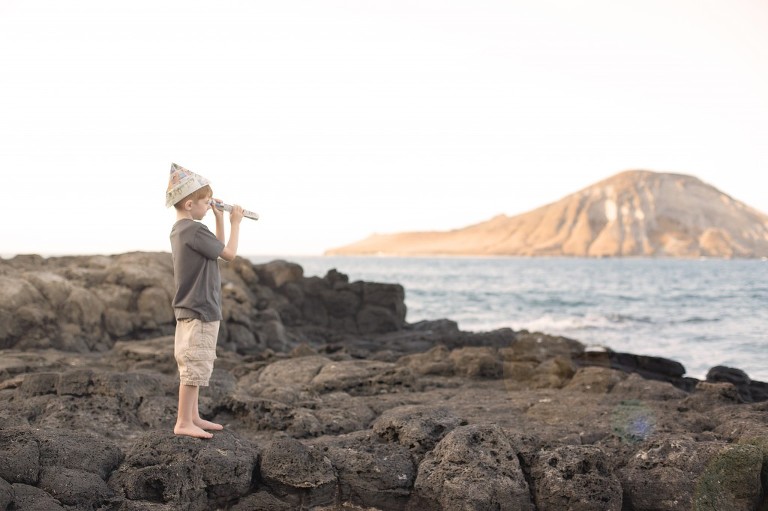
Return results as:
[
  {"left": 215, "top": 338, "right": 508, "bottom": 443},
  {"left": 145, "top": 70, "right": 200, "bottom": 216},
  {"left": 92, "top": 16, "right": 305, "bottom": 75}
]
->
[{"left": 327, "top": 170, "right": 768, "bottom": 258}]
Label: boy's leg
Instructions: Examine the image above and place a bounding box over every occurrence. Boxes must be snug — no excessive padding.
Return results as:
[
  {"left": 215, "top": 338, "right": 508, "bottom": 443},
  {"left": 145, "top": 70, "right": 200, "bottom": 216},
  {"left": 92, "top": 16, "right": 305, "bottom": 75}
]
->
[
  {"left": 175, "top": 384, "right": 213, "bottom": 439},
  {"left": 174, "top": 319, "right": 212, "bottom": 438},
  {"left": 193, "top": 390, "right": 223, "bottom": 431},
  {"left": 174, "top": 318, "right": 222, "bottom": 436},
  {"left": 192, "top": 320, "right": 223, "bottom": 431}
]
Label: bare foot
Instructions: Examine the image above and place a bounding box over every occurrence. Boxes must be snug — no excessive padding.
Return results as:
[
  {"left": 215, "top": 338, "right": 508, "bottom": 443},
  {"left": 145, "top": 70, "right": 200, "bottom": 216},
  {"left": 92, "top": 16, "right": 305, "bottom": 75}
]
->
[
  {"left": 174, "top": 423, "right": 213, "bottom": 439},
  {"left": 194, "top": 418, "right": 224, "bottom": 431}
]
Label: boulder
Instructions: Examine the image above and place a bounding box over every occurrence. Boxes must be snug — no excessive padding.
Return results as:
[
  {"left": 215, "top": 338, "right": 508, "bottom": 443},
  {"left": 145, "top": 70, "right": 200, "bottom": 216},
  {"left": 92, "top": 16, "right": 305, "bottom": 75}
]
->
[
  {"left": 502, "top": 332, "right": 584, "bottom": 363},
  {"left": 137, "top": 286, "right": 174, "bottom": 329},
  {"left": 17, "top": 372, "right": 59, "bottom": 397},
  {"left": 0, "top": 277, "right": 48, "bottom": 349},
  {"left": 221, "top": 395, "right": 318, "bottom": 438},
  {"left": 109, "top": 430, "right": 258, "bottom": 510},
  {"left": 529, "top": 445, "right": 622, "bottom": 510},
  {"left": 0, "top": 276, "right": 43, "bottom": 311},
  {"left": 565, "top": 366, "right": 627, "bottom": 394},
  {"left": 311, "top": 392, "right": 377, "bottom": 436},
  {"left": 707, "top": 366, "right": 768, "bottom": 402},
  {"left": 0, "top": 427, "right": 39, "bottom": 485},
  {"left": 372, "top": 405, "right": 466, "bottom": 457},
  {"left": 10, "top": 483, "right": 65, "bottom": 511},
  {"left": 320, "top": 288, "right": 360, "bottom": 318},
  {"left": 611, "top": 372, "right": 689, "bottom": 401},
  {"left": 619, "top": 436, "right": 764, "bottom": 511},
  {"left": 576, "top": 349, "right": 693, "bottom": 391},
  {"left": 35, "top": 428, "right": 123, "bottom": 480},
  {"left": 397, "top": 345, "right": 454, "bottom": 376},
  {"left": 449, "top": 347, "right": 503, "bottom": 379},
  {"left": 258, "top": 356, "right": 331, "bottom": 387},
  {"left": 0, "top": 477, "right": 12, "bottom": 511},
  {"left": 24, "top": 272, "right": 73, "bottom": 308},
  {"left": 38, "top": 466, "right": 114, "bottom": 507},
  {"left": 259, "top": 437, "right": 336, "bottom": 508},
  {"left": 504, "top": 356, "right": 577, "bottom": 390},
  {"left": 253, "top": 260, "right": 303, "bottom": 289},
  {"left": 309, "top": 430, "right": 416, "bottom": 511},
  {"left": 361, "top": 282, "right": 406, "bottom": 322},
  {"left": 411, "top": 423, "right": 533, "bottom": 511},
  {"left": 310, "top": 359, "right": 415, "bottom": 395}
]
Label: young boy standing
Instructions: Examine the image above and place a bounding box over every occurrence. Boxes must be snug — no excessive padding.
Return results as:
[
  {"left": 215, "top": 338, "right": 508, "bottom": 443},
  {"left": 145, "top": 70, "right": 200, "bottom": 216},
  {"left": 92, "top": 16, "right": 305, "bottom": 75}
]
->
[{"left": 166, "top": 163, "right": 244, "bottom": 439}]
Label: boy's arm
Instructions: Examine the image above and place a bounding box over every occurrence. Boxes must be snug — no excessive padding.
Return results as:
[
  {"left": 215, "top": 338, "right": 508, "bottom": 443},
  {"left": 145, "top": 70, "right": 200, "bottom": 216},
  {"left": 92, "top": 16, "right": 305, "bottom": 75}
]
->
[
  {"left": 219, "top": 205, "right": 244, "bottom": 262},
  {"left": 212, "top": 199, "right": 226, "bottom": 243}
]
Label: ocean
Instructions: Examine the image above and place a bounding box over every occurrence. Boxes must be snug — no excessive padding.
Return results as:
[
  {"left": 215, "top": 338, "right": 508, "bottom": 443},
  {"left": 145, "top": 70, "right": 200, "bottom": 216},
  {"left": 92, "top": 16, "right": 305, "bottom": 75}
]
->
[{"left": 249, "top": 255, "right": 768, "bottom": 383}]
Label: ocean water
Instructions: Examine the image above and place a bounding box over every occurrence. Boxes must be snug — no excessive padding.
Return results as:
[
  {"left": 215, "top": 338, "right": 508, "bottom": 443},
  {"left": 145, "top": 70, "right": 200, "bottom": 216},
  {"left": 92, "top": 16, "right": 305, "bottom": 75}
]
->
[{"left": 249, "top": 255, "right": 768, "bottom": 382}]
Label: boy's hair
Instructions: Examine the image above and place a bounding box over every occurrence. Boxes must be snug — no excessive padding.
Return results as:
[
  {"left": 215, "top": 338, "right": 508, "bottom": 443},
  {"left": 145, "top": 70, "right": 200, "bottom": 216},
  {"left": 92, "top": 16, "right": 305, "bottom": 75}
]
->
[{"left": 174, "top": 184, "right": 213, "bottom": 210}]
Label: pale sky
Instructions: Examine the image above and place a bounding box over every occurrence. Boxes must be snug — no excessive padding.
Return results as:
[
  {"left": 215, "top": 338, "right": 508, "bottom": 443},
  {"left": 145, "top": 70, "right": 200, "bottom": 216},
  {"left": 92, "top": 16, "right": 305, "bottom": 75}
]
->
[{"left": 2, "top": 0, "right": 767, "bottom": 256}]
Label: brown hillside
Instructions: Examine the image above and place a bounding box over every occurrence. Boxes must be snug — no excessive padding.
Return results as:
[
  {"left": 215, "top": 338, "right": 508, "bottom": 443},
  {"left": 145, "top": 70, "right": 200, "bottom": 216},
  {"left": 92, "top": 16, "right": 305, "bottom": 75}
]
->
[{"left": 326, "top": 170, "right": 768, "bottom": 258}]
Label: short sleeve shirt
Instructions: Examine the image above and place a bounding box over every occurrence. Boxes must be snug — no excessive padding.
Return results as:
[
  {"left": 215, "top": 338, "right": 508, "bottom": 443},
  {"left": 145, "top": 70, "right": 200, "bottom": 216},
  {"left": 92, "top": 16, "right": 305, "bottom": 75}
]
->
[{"left": 170, "top": 219, "right": 226, "bottom": 321}]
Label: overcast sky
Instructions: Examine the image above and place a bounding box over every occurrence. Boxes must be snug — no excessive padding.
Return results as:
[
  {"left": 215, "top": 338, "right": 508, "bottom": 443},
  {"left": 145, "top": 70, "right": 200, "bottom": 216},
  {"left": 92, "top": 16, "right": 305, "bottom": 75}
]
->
[{"left": 2, "top": 0, "right": 767, "bottom": 256}]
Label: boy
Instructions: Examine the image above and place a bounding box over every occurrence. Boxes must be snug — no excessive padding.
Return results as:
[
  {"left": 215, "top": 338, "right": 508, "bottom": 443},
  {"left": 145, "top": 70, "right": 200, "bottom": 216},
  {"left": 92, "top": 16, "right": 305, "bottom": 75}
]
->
[{"left": 166, "top": 162, "right": 244, "bottom": 439}]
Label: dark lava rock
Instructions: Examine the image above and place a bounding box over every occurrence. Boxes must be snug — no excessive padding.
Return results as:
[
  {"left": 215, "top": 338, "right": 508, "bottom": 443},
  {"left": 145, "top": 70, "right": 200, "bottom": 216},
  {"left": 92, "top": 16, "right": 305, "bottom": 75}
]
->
[
  {"left": 109, "top": 429, "right": 258, "bottom": 510},
  {"left": 259, "top": 436, "right": 336, "bottom": 508},
  {"left": 529, "top": 444, "right": 622, "bottom": 511},
  {"left": 411, "top": 423, "right": 533, "bottom": 511}
]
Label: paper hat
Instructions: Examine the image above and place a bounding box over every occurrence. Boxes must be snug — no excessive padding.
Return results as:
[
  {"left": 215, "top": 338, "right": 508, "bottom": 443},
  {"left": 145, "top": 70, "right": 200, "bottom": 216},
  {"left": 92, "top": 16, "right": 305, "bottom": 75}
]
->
[{"left": 165, "top": 163, "right": 211, "bottom": 207}]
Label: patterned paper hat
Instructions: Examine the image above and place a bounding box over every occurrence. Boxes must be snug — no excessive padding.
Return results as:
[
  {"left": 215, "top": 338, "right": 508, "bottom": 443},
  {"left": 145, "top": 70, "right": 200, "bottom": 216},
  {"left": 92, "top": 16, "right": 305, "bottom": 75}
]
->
[{"left": 165, "top": 163, "right": 211, "bottom": 207}]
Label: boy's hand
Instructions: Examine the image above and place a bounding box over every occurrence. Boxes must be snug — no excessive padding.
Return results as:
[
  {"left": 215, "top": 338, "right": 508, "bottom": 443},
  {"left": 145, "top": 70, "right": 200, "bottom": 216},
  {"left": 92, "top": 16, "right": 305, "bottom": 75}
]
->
[
  {"left": 211, "top": 198, "right": 224, "bottom": 221},
  {"left": 230, "top": 204, "right": 244, "bottom": 224}
]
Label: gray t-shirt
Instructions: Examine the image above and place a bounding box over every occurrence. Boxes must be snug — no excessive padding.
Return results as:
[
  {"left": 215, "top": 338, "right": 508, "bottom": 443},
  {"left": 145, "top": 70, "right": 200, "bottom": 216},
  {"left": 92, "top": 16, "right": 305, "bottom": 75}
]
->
[{"left": 170, "top": 219, "right": 226, "bottom": 321}]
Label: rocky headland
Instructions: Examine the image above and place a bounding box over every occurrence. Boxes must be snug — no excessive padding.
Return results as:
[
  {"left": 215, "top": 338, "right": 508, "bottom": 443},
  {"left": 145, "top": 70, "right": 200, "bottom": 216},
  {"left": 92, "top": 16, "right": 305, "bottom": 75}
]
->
[
  {"left": 326, "top": 170, "right": 768, "bottom": 258},
  {"left": 1, "top": 252, "right": 767, "bottom": 510}
]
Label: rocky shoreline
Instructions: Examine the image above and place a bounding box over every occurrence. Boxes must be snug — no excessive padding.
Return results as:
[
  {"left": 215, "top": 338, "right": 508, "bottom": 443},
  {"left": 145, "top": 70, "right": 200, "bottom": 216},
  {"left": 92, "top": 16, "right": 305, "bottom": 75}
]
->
[{"left": 1, "top": 252, "right": 767, "bottom": 510}]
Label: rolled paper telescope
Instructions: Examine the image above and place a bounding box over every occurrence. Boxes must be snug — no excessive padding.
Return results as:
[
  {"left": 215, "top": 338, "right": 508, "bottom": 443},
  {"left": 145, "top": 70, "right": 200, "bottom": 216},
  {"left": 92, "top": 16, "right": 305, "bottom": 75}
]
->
[{"left": 211, "top": 201, "right": 259, "bottom": 221}]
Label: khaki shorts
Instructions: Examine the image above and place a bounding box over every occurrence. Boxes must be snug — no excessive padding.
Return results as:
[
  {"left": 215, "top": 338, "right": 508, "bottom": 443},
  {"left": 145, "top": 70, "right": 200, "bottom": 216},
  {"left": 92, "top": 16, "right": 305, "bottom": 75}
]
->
[{"left": 174, "top": 318, "right": 219, "bottom": 386}]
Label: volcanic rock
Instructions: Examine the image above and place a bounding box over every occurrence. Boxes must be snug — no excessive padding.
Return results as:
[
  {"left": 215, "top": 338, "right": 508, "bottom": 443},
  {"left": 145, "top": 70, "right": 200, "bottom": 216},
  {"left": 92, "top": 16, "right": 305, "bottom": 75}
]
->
[{"left": 1, "top": 252, "right": 767, "bottom": 510}]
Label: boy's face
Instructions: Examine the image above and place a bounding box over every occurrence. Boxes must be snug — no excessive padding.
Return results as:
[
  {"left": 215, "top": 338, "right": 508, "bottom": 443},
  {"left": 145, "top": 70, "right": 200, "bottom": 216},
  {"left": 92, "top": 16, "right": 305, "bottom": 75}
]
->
[{"left": 187, "top": 196, "right": 212, "bottom": 220}]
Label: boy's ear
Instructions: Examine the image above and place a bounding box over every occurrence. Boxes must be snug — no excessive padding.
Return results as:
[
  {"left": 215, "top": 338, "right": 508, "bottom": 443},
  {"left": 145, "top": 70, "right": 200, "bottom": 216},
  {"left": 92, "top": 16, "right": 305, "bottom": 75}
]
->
[{"left": 183, "top": 199, "right": 193, "bottom": 211}]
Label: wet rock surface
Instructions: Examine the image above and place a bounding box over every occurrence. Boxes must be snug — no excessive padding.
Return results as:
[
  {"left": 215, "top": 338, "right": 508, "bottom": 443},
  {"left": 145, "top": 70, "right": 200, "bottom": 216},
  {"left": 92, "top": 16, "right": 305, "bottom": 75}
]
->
[{"left": 1, "top": 252, "right": 767, "bottom": 510}]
